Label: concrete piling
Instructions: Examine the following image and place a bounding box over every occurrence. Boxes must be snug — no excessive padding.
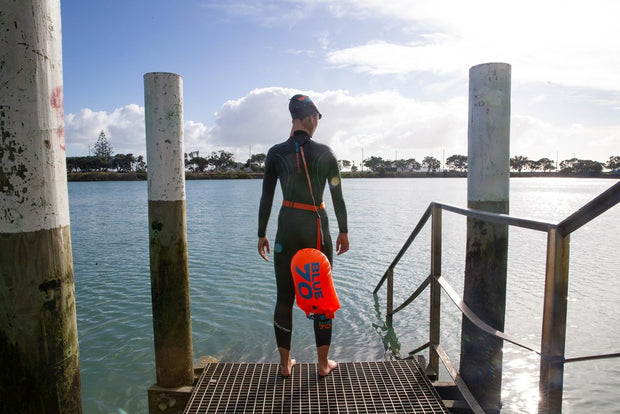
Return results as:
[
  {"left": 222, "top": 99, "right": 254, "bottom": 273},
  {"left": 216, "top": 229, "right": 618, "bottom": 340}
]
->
[
  {"left": 0, "top": 0, "right": 82, "bottom": 412},
  {"left": 144, "top": 72, "right": 194, "bottom": 391},
  {"left": 460, "top": 62, "right": 511, "bottom": 413}
]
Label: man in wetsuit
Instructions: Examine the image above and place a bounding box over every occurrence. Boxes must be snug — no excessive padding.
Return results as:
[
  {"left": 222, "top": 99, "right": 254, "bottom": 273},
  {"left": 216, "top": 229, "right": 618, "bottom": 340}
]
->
[{"left": 258, "top": 94, "right": 349, "bottom": 377}]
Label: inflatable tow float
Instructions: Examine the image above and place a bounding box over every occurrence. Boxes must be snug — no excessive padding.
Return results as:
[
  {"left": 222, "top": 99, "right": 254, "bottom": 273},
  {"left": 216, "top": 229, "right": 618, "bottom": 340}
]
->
[{"left": 290, "top": 248, "right": 340, "bottom": 319}]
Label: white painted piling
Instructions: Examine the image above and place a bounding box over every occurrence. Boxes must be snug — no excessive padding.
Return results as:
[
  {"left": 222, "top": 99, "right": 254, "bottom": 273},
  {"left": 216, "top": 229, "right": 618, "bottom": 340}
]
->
[
  {"left": 144, "top": 73, "right": 194, "bottom": 390},
  {"left": 0, "top": 0, "right": 82, "bottom": 411},
  {"left": 460, "top": 62, "right": 511, "bottom": 413},
  {"left": 467, "top": 62, "right": 511, "bottom": 205}
]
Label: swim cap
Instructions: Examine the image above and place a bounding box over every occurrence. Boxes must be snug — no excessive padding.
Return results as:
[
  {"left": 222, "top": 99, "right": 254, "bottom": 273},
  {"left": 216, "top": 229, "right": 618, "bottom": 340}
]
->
[{"left": 289, "top": 94, "right": 322, "bottom": 120}]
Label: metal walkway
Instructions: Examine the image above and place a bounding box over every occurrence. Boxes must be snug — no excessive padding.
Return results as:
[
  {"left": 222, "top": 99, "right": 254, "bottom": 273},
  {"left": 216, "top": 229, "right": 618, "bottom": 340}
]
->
[{"left": 184, "top": 360, "right": 449, "bottom": 413}]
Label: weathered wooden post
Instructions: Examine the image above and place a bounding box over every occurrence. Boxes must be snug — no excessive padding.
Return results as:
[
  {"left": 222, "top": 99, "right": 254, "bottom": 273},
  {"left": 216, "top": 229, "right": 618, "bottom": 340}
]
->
[
  {"left": 144, "top": 73, "right": 194, "bottom": 409},
  {"left": 460, "top": 62, "right": 511, "bottom": 413},
  {"left": 0, "top": 0, "right": 82, "bottom": 412}
]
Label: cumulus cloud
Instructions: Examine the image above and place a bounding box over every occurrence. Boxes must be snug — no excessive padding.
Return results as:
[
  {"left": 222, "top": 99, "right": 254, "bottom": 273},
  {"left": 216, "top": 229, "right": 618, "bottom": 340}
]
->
[
  {"left": 203, "top": 87, "right": 469, "bottom": 164},
  {"left": 64, "top": 88, "right": 469, "bottom": 163},
  {"left": 184, "top": 120, "right": 213, "bottom": 155},
  {"left": 313, "top": 90, "right": 468, "bottom": 163},
  {"left": 209, "top": 87, "right": 294, "bottom": 155},
  {"left": 65, "top": 105, "right": 145, "bottom": 157},
  {"left": 65, "top": 87, "right": 617, "bottom": 166},
  {"left": 65, "top": 105, "right": 214, "bottom": 158}
]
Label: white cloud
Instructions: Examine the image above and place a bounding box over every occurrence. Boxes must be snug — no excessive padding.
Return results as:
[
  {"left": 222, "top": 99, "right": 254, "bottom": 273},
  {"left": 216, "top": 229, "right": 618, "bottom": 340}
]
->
[
  {"left": 208, "top": 87, "right": 296, "bottom": 157},
  {"left": 65, "top": 105, "right": 145, "bottom": 157},
  {"left": 324, "top": 0, "right": 620, "bottom": 92},
  {"left": 65, "top": 105, "right": 218, "bottom": 159},
  {"left": 512, "top": 115, "right": 620, "bottom": 162},
  {"left": 183, "top": 120, "right": 213, "bottom": 156},
  {"left": 65, "top": 85, "right": 618, "bottom": 166},
  {"left": 203, "top": 88, "right": 469, "bottom": 164},
  {"left": 314, "top": 90, "right": 468, "bottom": 163}
]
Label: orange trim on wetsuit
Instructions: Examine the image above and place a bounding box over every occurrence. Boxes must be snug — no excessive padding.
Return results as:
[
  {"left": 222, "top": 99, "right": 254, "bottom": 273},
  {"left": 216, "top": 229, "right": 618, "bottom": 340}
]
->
[{"left": 282, "top": 200, "right": 325, "bottom": 211}]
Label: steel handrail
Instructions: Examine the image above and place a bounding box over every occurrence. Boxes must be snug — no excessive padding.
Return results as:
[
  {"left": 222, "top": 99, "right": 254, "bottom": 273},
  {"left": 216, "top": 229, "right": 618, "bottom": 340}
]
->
[
  {"left": 373, "top": 202, "right": 556, "bottom": 294},
  {"left": 436, "top": 275, "right": 541, "bottom": 355},
  {"left": 373, "top": 204, "right": 432, "bottom": 294},
  {"left": 435, "top": 202, "right": 555, "bottom": 232},
  {"left": 375, "top": 180, "right": 620, "bottom": 412},
  {"left": 558, "top": 181, "right": 620, "bottom": 236},
  {"left": 374, "top": 181, "right": 619, "bottom": 293}
]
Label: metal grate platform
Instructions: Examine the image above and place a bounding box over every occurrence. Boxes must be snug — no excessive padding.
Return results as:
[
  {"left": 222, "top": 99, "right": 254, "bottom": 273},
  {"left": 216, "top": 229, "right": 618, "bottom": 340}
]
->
[{"left": 184, "top": 360, "right": 449, "bottom": 413}]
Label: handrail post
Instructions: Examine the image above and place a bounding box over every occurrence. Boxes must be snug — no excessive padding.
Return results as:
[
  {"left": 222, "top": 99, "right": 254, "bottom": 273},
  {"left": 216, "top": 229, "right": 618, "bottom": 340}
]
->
[
  {"left": 538, "top": 228, "right": 570, "bottom": 413},
  {"left": 429, "top": 204, "right": 442, "bottom": 374},
  {"left": 386, "top": 268, "right": 394, "bottom": 326}
]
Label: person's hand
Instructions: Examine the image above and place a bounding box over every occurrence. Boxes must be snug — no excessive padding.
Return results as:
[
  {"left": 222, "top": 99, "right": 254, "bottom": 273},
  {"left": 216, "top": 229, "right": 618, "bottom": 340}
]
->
[
  {"left": 258, "top": 236, "right": 270, "bottom": 261},
  {"left": 336, "top": 233, "right": 349, "bottom": 255}
]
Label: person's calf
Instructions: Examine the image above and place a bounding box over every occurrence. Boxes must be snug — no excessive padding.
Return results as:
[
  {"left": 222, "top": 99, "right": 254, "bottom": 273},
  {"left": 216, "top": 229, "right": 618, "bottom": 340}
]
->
[
  {"left": 278, "top": 347, "right": 296, "bottom": 377},
  {"left": 316, "top": 344, "right": 337, "bottom": 377}
]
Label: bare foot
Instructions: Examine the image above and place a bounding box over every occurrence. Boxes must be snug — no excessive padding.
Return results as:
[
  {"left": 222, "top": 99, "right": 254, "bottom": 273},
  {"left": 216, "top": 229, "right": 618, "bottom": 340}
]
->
[
  {"left": 318, "top": 360, "right": 337, "bottom": 377},
  {"left": 281, "top": 358, "right": 296, "bottom": 377}
]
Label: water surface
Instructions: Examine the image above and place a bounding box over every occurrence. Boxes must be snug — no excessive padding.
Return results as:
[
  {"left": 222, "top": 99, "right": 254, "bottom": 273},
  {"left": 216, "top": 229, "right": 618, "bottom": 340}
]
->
[{"left": 69, "top": 177, "right": 620, "bottom": 413}]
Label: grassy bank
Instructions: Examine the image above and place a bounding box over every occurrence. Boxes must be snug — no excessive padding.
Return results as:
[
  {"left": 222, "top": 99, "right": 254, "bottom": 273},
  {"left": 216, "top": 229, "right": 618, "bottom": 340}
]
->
[{"left": 68, "top": 171, "right": 148, "bottom": 181}]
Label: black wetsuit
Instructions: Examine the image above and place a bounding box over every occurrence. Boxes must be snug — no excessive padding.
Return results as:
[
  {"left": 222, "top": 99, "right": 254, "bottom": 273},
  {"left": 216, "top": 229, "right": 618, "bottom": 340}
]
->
[{"left": 258, "top": 131, "right": 348, "bottom": 350}]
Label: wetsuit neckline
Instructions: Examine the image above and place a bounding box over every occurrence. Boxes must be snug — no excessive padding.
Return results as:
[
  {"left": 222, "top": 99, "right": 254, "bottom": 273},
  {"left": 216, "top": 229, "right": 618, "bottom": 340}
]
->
[{"left": 290, "top": 130, "right": 311, "bottom": 146}]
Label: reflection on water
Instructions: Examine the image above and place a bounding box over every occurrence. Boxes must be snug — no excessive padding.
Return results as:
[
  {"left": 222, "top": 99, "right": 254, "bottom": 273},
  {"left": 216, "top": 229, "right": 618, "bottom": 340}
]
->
[{"left": 502, "top": 348, "right": 540, "bottom": 413}]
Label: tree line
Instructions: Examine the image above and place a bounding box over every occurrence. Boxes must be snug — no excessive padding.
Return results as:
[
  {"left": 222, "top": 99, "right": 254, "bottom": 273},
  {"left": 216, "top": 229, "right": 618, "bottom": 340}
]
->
[
  {"left": 67, "top": 131, "right": 256, "bottom": 173},
  {"left": 346, "top": 154, "right": 619, "bottom": 175},
  {"left": 67, "top": 131, "right": 619, "bottom": 176},
  {"left": 510, "top": 155, "right": 619, "bottom": 174}
]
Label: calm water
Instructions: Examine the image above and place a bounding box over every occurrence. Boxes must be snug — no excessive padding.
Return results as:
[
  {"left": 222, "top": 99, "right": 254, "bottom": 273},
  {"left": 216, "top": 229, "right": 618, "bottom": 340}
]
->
[{"left": 68, "top": 177, "right": 620, "bottom": 414}]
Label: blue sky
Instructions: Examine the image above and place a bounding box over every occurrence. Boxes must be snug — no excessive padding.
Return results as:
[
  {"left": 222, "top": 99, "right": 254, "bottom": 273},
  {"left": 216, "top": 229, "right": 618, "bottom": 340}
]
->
[{"left": 61, "top": 0, "right": 620, "bottom": 167}]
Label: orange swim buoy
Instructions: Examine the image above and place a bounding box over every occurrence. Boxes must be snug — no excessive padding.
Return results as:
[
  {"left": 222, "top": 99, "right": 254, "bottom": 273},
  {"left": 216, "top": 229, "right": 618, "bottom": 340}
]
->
[{"left": 290, "top": 248, "right": 340, "bottom": 319}]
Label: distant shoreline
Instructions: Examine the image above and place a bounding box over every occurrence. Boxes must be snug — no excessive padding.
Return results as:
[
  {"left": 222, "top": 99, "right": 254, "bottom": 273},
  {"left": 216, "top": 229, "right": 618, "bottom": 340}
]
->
[{"left": 67, "top": 171, "right": 619, "bottom": 182}]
